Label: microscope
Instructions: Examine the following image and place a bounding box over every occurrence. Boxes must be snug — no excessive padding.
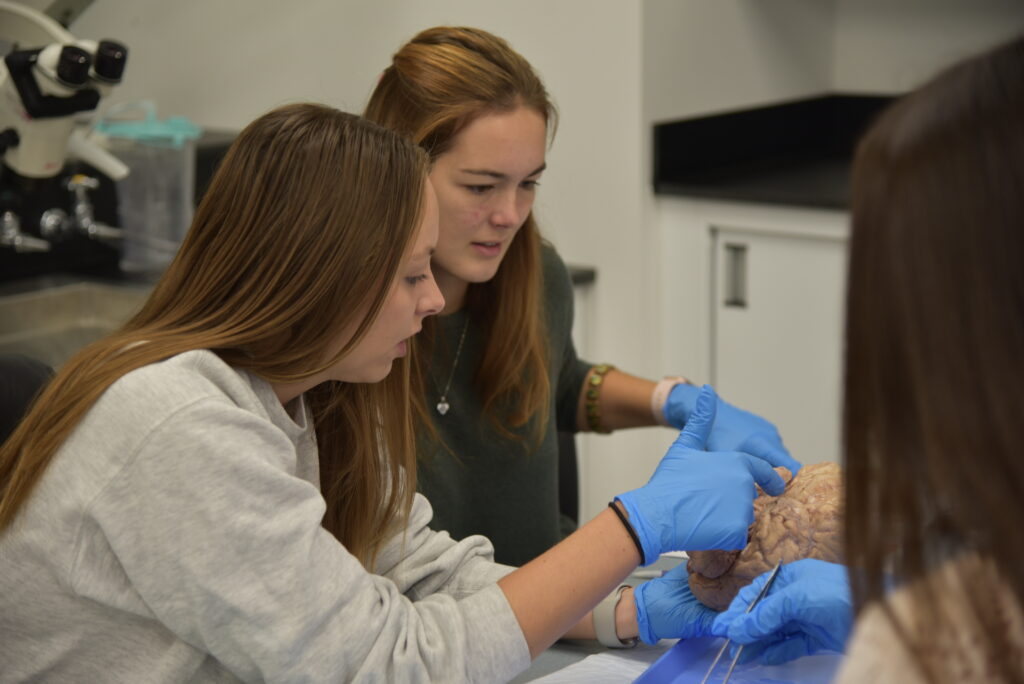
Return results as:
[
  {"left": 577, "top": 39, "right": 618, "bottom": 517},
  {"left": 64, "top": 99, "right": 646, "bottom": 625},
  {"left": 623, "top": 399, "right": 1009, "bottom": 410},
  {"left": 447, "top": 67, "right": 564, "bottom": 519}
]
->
[{"left": 0, "top": 0, "right": 128, "bottom": 282}]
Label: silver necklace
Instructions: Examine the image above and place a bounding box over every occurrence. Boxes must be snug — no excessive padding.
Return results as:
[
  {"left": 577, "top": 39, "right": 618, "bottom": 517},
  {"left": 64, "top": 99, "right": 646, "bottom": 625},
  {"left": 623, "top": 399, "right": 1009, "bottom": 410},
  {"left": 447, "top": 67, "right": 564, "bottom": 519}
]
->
[{"left": 434, "top": 318, "right": 469, "bottom": 416}]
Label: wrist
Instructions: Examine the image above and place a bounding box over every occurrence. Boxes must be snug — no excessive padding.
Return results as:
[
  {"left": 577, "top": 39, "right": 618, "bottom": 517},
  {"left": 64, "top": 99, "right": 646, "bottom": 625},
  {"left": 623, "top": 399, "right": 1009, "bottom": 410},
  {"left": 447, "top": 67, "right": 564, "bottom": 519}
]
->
[
  {"left": 607, "top": 501, "right": 644, "bottom": 565},
  {"left": 651, "top": 376, "right": 691, "bottom": 426},
  {"left": 664, "top": 381, "right": 701, "bottom": 427},
  {"left": 615, "top": 586, "right": 639, "bottom": 642},
  {"left": 584, "top": 364, "right": 616, "bottom": 433},
  {"left": 632, "top": 579, "right": 665, "bottom": 645},
  {"left": 614, "top": 496, "right": 657, "bottom": 566}
]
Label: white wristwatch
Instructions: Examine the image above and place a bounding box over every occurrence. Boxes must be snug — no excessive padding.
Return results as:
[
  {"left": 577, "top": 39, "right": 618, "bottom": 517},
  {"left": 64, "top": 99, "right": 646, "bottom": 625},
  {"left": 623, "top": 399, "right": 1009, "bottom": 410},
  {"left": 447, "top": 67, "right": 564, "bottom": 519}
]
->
[{"left": 593, "top": 585, "right": 638, "bottom": 648}]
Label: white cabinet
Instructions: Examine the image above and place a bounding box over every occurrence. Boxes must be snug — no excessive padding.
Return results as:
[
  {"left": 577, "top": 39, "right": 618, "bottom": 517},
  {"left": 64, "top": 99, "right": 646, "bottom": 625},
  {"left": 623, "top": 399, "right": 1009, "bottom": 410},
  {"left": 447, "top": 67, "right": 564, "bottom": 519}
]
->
[{"left": 658, "top": 198, "right": 849, "bottom": 466}]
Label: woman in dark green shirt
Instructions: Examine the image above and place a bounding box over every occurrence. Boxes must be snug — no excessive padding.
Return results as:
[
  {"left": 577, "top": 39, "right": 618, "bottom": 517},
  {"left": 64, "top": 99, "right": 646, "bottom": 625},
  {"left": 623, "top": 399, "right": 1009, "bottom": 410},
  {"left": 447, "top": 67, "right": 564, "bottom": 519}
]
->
[{"left": 364, "top": 26, "right": 800, "bottom": 567}]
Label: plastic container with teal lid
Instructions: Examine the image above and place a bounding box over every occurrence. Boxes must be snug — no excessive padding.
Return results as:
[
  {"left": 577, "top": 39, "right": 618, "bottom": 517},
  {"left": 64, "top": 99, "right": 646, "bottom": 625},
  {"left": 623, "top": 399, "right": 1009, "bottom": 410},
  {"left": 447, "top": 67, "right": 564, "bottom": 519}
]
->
[{"left": 94, "top": 101, "right": 202, "bottom": 275}]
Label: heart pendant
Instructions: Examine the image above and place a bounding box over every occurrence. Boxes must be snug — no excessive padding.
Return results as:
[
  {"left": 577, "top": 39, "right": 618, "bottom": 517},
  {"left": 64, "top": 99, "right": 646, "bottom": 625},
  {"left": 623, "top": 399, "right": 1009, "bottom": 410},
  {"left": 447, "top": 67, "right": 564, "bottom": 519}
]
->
[{"left": 436, "top": 400, "right": 450, "bottom": 415}]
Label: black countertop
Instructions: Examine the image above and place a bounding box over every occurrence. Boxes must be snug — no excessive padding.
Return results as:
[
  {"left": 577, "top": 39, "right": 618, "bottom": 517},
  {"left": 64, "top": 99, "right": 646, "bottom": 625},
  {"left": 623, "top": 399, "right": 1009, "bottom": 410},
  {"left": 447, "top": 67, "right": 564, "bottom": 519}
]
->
[{"left": 653, "top": 94, "right": 897, "bottom": 209}]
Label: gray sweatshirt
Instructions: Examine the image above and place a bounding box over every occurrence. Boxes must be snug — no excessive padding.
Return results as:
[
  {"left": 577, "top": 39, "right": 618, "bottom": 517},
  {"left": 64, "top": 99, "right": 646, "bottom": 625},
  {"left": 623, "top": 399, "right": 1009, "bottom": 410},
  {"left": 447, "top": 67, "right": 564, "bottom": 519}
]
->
[{"left": 0, "top": 350, "right": 530, "bottom": 683}]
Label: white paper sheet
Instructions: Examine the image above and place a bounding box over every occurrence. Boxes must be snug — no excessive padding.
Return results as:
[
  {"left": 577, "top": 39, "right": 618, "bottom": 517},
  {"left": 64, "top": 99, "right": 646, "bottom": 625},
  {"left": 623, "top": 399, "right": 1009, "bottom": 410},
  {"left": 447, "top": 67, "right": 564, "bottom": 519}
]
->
[{"left": 529, "top": 646, "right": 670, "bottom": 683}]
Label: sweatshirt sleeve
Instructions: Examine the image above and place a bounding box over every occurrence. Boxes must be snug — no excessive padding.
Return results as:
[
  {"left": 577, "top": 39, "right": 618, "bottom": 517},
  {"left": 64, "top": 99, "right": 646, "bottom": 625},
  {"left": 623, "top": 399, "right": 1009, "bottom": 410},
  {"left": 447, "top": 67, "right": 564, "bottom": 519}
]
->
[
  {"left": 70, "top": 397, "right": 530, "bottom": 683},
  {"left": 373, "top": 494, "right": 518, "bottom": 599}
]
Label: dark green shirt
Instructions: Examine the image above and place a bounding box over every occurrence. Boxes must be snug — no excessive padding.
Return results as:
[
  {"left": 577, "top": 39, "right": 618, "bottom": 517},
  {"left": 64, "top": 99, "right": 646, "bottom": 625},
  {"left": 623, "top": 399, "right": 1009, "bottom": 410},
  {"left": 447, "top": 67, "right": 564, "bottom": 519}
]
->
[{"left": 417, "top": 245, "right": 592, "bottom": 566}]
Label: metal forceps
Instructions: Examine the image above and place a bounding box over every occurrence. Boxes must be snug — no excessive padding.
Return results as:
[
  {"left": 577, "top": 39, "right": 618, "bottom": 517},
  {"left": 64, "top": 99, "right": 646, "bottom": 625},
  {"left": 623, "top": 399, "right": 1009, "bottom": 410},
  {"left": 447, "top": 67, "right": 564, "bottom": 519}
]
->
[{"left": 699, "top": 560, "right": 783, "bottom": 684}]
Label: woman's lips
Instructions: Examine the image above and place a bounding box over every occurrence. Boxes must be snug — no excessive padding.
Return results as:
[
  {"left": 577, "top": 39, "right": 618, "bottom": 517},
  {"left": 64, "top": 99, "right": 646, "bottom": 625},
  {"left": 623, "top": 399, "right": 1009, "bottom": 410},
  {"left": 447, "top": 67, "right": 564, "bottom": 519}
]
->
[{"left": 471, "top": 241, "right": 502, "bottom": 257}]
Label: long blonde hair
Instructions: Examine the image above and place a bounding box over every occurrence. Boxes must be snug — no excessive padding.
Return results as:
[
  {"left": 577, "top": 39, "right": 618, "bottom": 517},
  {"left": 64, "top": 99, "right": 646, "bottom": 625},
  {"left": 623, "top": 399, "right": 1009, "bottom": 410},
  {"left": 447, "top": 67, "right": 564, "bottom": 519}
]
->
[
  {"left": 365, "top": 26, "right": 555, "bottom": 442},
  {"left": 0, "top": 103, "right": 430, "bottom": 564}
]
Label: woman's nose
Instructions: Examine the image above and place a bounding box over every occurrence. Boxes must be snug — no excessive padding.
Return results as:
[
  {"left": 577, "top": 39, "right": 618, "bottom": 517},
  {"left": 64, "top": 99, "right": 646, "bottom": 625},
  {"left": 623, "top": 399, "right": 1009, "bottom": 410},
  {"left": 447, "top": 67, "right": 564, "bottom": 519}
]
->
[
  {"left": 490, "top": 189, "right": 525, "bottom": 229},
  {"left": 420, "top": 279, "right": 445, "bottom": 317}
]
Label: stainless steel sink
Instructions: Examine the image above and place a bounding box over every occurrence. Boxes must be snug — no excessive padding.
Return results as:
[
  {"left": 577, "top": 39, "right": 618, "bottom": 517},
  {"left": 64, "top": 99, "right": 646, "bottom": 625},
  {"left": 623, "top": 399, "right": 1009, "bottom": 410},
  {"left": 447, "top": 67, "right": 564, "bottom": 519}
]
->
[{"left": 0, "top": 281, "right": 152, "bottom": 368}]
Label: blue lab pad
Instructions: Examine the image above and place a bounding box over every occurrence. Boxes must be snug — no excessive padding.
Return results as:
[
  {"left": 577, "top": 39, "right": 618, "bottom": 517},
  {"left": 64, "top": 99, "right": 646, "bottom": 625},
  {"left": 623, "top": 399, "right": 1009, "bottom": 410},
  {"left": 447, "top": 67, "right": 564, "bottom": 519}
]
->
[{"left": 634, "top": 637, "right": 842, "bottom": 683}]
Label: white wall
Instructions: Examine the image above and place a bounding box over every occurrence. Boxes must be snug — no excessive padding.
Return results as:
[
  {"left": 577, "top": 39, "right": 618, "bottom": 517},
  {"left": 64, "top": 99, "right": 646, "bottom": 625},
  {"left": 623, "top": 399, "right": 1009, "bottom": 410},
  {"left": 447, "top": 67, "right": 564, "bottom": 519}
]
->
[
  {"left": 833, "top": 0, "right": 1024, "bottom": 93},
  {"left": 642, "top": 0, "right": 1024, "bottom": 126},
  {"left": 643, "top": 0, "right": 836, "bottom": 124}
]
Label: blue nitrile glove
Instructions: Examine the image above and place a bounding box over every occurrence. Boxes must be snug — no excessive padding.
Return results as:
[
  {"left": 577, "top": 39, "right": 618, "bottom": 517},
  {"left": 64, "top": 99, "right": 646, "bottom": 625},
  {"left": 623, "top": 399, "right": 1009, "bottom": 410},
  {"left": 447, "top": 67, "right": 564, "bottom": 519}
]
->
[
  {"left": 664, "top": 383, "right": 802, "bottom": 475},
  {"left": 615, "top": 385, "right": 786, "bottom": 565},
  {"left": 710, "top": 559, "right": 853, "bottom": 665},
  {"left": 634, "top": 562, "right": 717, "bottom": 645}
]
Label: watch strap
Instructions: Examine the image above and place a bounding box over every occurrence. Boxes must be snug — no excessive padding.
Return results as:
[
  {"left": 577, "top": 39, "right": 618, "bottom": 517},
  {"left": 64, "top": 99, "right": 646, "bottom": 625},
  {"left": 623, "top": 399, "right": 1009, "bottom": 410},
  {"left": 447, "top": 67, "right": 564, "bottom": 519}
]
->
[{"left": 594, "top": 584, "right": 638, "bottom": 648}]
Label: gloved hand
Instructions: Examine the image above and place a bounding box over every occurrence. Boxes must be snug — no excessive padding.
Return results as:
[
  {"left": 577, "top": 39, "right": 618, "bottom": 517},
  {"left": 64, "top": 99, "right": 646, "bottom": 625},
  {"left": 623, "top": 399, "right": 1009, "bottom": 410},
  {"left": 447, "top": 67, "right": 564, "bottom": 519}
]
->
[
  {"left": 634, "top": 562, "right": 716, "bottom": 644},
  {"left": 711, "top": 559, "right": 853, "bottom": 665},
  {"left": 664, "top": 383, "right": 801, "bottom": 475},
  {"left": 616, "top": 385, "right": 786, "bottom": 564}
]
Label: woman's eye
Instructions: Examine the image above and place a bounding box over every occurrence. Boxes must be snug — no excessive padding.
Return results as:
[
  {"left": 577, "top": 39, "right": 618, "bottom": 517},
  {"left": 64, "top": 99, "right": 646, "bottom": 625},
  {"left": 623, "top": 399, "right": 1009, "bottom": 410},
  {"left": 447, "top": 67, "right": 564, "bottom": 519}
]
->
[
  {"left": 465, "top": 184, "right": 493, "bottom": 195},
  {"left": 521, "top": 180, "right": 540, "bottom": 190},
  {"left": 405, "top": 274, "right": 428, "bottom": 285}
]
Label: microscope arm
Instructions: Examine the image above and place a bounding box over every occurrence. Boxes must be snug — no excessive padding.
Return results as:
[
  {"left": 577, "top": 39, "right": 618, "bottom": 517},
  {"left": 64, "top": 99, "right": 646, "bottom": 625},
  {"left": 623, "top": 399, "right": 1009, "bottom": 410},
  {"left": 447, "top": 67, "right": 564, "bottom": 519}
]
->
[
  {"left": 0, "top": 1, "right": 75, "bottom": 49},
  {"left": 68, "top": 128, "right": 128, "bottom": 181}
]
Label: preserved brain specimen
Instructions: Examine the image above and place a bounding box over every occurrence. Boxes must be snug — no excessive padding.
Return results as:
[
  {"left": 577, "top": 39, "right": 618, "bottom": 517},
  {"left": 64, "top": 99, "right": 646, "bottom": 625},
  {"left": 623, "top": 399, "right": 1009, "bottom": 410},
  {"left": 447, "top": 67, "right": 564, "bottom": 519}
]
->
[{"left": 687, "top": 462, "right": 843, "bottom": 611}]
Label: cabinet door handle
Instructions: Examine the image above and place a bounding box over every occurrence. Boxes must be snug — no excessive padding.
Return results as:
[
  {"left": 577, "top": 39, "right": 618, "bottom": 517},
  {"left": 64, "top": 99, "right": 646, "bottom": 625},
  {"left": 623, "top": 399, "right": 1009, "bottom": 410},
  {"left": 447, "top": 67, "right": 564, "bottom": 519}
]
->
[{"left": 724, "top": 243, "right": 747, "bottom": 308}]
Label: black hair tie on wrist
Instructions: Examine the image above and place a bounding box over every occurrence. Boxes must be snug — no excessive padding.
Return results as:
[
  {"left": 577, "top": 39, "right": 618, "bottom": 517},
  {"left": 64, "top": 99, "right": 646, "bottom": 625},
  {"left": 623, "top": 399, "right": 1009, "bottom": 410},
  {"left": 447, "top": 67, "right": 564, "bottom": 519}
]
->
[{"left": 608, "top": 501, "right": 645, "bottom": 564}]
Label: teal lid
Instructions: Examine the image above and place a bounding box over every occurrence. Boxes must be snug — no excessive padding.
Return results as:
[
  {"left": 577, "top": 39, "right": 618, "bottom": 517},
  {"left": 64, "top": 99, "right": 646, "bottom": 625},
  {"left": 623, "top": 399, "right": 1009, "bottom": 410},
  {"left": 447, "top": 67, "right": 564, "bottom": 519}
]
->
[{"left": 95, "top": 101, "right": 202, "bottom": 148}]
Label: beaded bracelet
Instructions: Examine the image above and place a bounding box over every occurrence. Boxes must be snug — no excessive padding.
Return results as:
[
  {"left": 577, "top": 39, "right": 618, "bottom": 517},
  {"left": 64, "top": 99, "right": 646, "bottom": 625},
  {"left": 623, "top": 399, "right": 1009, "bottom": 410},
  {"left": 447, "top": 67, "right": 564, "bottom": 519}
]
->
[{"left": 585, "top": 363, "right": 616, "bottom": 434}]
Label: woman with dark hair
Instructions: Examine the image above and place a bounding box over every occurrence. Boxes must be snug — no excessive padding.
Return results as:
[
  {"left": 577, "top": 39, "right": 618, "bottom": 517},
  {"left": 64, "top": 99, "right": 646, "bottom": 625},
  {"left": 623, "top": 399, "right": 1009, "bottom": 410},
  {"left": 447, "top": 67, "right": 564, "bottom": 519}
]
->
[
  {"left": 0, "top": 103, "right": 783, "bottom": 681},
  {"left": 364, "top": 26, "right": 800, "bottom": 570},
  {"left": 700, "top": 35, "right": 1024, "bottom": 682}
]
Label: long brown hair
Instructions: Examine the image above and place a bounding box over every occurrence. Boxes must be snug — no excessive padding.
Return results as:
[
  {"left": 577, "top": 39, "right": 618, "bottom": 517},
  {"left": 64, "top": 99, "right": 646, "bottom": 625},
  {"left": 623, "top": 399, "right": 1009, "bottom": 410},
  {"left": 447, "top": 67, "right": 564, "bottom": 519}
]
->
[
  {"left": 364, "top": 26, "right": 556, "bottom": 441},
  {"left": 0, "top": 103, "right": 430, "bottom": 564},
  {"left": 844, "top": 35, "right": 1024, "bottom": 682}
]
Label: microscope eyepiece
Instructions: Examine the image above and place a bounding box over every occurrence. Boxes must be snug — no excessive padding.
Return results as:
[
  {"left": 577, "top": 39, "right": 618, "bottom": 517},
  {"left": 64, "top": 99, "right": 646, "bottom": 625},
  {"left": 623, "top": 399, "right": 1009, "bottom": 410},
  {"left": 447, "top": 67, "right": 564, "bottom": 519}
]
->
[
  {"left": 56, "top": 45, "right": 92, "bottom": 87},
  {"left": 93, "top": 40, "right": 128, "bottom": 83}
]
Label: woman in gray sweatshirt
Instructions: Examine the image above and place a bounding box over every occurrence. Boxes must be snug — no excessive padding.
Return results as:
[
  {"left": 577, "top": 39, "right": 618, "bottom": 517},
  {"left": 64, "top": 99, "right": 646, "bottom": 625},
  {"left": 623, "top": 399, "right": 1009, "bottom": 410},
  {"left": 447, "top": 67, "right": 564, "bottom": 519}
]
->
[{"left": 0, "top": 103, "right": 785, "bottom": 682}]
